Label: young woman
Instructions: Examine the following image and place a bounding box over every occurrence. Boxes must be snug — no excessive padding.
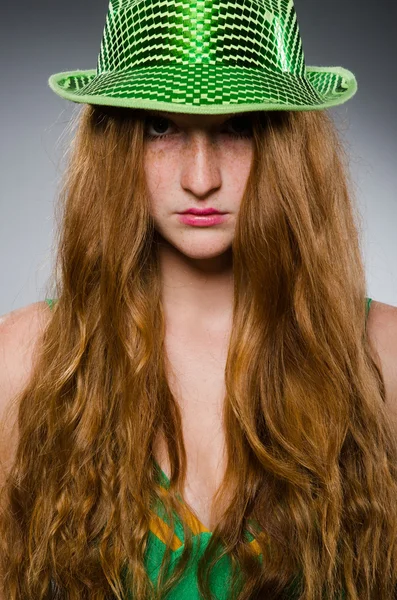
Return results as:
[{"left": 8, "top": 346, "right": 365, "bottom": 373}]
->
[{"left": 1, "top": 1, "right": 397, "bottom": 599}]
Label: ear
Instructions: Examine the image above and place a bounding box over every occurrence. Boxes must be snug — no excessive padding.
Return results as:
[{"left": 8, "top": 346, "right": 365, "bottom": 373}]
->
[{"left": 366, "top": 300, "right": 397, "bottom": 436}]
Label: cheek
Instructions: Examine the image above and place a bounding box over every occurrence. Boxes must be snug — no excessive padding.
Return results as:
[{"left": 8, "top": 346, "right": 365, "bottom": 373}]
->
[
  {"left": 227, "top": 147, "right": 253, "bottom": 189},
  {"left": 143, "top": 154, "right": 179, "bottom": 224},
  {"left": 144, "top": 150, "right": 175, "bottom": 196}
]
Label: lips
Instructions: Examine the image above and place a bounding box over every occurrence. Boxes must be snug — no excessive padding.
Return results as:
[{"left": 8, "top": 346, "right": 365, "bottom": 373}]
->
[
  {"left": 181, "top": 208, "right": 224, "bottom": 216},
  {"left": 178, "top": 212, "right": 228, "bottom": 226}
]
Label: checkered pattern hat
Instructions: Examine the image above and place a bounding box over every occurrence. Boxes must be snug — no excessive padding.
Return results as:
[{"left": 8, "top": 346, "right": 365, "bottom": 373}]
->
[{"left": 48, "top": 0, "right": 357, "bottom": 114}]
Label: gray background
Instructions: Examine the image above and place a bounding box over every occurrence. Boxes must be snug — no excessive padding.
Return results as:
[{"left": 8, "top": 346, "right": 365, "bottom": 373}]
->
[{"left": 1, "top": 0, "right": 396, "bottom": 315}]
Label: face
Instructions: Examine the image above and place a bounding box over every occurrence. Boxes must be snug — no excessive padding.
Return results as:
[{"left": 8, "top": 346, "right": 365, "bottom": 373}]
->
[{"left": 143, "top": 110, "right": 254, "bottom": 261}]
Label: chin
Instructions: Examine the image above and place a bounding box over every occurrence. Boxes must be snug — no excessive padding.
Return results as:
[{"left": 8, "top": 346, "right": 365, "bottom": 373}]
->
[{"left": 175, "top": 242, "right": 233, "bottom": 259}]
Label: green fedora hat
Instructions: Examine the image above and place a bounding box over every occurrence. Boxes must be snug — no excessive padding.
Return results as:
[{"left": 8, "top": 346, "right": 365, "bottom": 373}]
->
[{"left": 48, "top": 0, "right": 357, "bottom": 114}]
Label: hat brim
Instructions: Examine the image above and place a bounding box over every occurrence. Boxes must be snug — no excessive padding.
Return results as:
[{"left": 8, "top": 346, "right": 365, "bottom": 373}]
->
[{"left": 48, "top": 64, "right": 357, "bottom": 114}]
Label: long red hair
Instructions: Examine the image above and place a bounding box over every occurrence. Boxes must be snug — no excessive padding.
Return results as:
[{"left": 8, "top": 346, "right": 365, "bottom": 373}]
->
[{"left": 1, "top": 105, "right": 396, "bottom": 599}]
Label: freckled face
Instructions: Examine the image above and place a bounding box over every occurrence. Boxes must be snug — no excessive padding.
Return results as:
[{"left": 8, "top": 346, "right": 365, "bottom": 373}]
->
[{"left": 143, "top": 111, "right": 254, "bottom": 260}]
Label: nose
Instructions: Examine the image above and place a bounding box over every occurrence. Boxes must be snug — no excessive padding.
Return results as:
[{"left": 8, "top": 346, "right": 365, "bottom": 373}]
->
[{"left": 180, "top": 132, "right": 222, "bottom": 199}]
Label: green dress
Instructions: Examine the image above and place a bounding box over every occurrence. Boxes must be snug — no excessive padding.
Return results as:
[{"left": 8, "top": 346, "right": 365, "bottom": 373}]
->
[{"left": 44, "top": 297, "right": 373, "bottom": 598}]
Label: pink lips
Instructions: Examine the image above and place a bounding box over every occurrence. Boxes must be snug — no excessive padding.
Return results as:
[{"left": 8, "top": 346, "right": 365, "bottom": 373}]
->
[
  {"left": 181, "top": 208, "right": 224, "bottom": 216},
  {"left": 178, "top": 213, "right": 228, "bottom": 226}
]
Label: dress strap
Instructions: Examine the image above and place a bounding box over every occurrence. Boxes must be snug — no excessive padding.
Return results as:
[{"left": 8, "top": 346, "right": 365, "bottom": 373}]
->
[
  {"left": 45, "top": 298, "right": 57, "bottom": 311},
  {"left": 365, "top": 297, "right": 372, "bottom": 320},
  {"left": 365, "top": 297, "right": 372, "bottom": 331}
]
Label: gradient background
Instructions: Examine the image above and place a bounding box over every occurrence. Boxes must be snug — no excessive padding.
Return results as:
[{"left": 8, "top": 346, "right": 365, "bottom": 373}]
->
[{"left": 0, "top": 0, "right": 396, "bottom": 315}]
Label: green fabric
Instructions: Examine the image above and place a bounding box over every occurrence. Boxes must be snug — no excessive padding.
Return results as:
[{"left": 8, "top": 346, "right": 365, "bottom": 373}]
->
[
  {"left": 44, "top": 298, "right": 56, "bottom": 311},
  {"left": 140, "top": 459, "right": 263, "bottom": 599},
  {"left": 48, "top": 0, "right": 357, "bottom": 113},
  {"left": 366, "top": 296, "right": 373, "bottom": 317},
  {"left": 44, "top": 297, "right": 372, "bottom": 598}
]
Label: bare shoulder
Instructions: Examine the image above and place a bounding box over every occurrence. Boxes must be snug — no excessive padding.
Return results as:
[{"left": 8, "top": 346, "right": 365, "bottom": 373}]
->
[
  {"left": 366, "top": 299, "right": 397, "bottom": 432},
  {"left": 0, "top": 301, "right": 52, "bottom": 393},
  {"left": 0, "top": 301, "right": 52, "bottom": 473}
]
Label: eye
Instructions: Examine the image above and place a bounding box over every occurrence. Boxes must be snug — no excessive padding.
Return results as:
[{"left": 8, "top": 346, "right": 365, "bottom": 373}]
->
[
  {"left": 144, "top": 115, "right": 253, "bottom": 140},
  {"left": 144, "top": 116, "right": 175, "bottom": 140},
  {"left": 226, "top": 115, "right": 253, "bottom": 138}
]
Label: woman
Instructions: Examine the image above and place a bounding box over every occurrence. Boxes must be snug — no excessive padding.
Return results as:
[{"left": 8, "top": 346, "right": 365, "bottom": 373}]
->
[{"left": 1, "top": 0, "right": 397, "bottom": 599}]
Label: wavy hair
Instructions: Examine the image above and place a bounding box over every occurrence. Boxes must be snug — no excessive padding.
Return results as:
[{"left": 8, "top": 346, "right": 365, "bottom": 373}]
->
[{"left": 1, "top": 104, "right": 397, "bottom": 600}]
